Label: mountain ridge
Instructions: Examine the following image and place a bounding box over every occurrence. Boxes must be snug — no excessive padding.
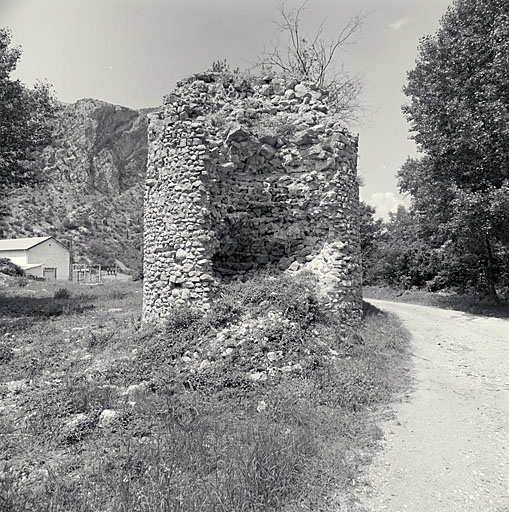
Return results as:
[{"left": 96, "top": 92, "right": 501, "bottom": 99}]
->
[{"left": 0, "top": 98, "right": 151, "bottom": 271}]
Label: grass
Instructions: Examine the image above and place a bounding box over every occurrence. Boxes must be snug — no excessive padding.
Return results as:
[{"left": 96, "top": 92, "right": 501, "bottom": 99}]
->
[
  {"left": 0, "top": 274, "right": 410, "bottom": 512},
  {"left": 364, "top": 285, "right": 509, "bottom": 319}
]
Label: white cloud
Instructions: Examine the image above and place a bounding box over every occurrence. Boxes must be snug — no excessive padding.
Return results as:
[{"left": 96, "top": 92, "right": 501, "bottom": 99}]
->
[
  {"left": 389, "top": 17, "right": 410, "bottom": 31},
  {"left": 368, "top": 192, "right": 409, "bottom": 220}
]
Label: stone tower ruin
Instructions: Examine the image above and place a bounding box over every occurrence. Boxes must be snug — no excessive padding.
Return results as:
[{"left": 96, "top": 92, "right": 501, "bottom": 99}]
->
[{"left": 143, "top": 72, "right": 362, "bottom": 323}]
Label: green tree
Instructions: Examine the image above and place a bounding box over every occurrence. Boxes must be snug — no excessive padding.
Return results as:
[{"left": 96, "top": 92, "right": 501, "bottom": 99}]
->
[
  {"left": 0, "top": 28, "right": 56, "bottom": 197},
  {"left": 359, "top": 201, "right": 385, "bottom": 282},
  {"left": 401, "top": 0, "right": 509, "bottom": 301},
  {"left": 364, "top": 206, "right": 439, "bottom": 289}
]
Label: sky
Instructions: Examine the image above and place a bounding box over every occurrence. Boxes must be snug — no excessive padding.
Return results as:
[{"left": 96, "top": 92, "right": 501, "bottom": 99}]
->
[{"left": 1, "top": 0, "right": 451, "bottom": 218}]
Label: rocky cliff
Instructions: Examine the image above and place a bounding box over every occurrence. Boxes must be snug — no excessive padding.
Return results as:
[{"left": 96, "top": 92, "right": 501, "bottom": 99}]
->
[{"left": 0, "top": 99, "right": 149, "bottom": 270}]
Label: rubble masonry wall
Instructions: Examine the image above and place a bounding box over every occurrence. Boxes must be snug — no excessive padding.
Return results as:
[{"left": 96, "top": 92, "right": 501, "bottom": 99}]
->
[{"left": 143, "top": 72, "right": 362, "bottom": 323}]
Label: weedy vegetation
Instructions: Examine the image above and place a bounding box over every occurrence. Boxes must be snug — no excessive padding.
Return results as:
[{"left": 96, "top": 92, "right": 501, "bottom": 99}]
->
[
  {"left": 54, "top": 288, "right": 72, "bottom": 300},
  {"left": 0, "top": 274, "right": 409, "bottom": 511}
]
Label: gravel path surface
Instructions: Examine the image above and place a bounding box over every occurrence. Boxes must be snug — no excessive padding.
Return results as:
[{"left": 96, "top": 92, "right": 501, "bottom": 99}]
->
[{"left": 359, "top": 299, "right": 509, "bottom": 512}]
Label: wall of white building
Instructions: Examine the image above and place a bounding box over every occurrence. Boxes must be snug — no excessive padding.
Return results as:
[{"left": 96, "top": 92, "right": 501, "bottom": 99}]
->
[
  {"left": 0, "top": 249, "right": 27, "bottom": 266},
  {"left": 25, "top": 265, "right": 44, "bottom": 278},
  {"left": 27, "top": 239, "right": 70, "bottom": 280}
]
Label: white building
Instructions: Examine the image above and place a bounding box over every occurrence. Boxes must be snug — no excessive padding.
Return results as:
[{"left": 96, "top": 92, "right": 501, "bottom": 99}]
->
[{"left": 0, "top": 236, "right": 70, "bottom": 280}]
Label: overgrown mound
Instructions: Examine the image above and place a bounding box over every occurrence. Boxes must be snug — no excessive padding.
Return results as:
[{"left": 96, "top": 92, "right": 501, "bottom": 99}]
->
[
  {"left": 1, "top": 275, "right": 409, "bottom": 512},
  {"left": 119, "top": 272, "right": 351, "bottom": 395}
]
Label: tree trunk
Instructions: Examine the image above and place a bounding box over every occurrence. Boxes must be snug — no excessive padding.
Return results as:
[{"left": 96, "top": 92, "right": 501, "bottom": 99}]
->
[{"left": 485, "top": 235, "right": 499, "bottom": 304}]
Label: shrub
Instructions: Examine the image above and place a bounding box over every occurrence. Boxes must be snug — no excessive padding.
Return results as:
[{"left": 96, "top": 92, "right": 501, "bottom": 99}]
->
[
  {"left": 0, "top": 343, "right": 14, "bottom": 364},
  {"left": 16, "top": 277, "right": 29, "bottom": 287},
  {"left": 86, "top": 329, "right": 114, "bottom": 350},
  {"left": 0, "top": 258, "right": 24, "bottom": 277},
  {"left": 54, "top": 288, "right": 71, "bottom": 299},
  {"left": 131, "top": 266, "right": 143, "bottom": 281}
]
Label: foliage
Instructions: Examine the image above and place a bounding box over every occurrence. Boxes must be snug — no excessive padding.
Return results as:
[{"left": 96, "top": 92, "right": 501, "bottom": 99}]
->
[
  {"left": 400, "top": 0, "right": 509, "bottom": 301},
  {"left": 54, "top": 287, "right": 72, "bottom": 299},
  {"left": 16, "top": 276, "right": 29, "bottom": 287},
  {"left": 0, "top": 28, "right": 56, "bottom": 196},
  {"left": 359, "top": 201, "right": 385, "bottom": 281},
  {"left": 0, "top": 257, "right": 24, "bottom": 277},
  {"left": 0, "top": 292, "right": 91, "bottom": 321},
  {"left": 87, "top": 239, "right": 117, "bottom": 266},
  {"left": 403, "top": 0, "right": 509, "bottom": 186},
  {"left": 360, "top": 203, "right": 488, "bottom": 293},
  {"left": 218, "top": 271, "right": 321, "bottom": 325},
  {"left": 365, "top": 206, "right": 436, "bottom": 288},
  {"left": 114, "top": 272, "right": 326, "bottom": 393},
  {"left": 131, "top": 264, "right": 143, "bottom": 282},
  {"left": 258, "top": 1, "right": 364, "bottom": 123},
  {"left": 0, "top": 342, "right": 14, "bottom": 364},
  {"left": 208, "top": 58, "right": 240, "bottom": 74}
]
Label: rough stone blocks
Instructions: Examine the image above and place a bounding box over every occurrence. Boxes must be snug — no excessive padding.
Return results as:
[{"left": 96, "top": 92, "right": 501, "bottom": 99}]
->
[{"left": 143, "top": 72, "right": 362, "bottom": 324}]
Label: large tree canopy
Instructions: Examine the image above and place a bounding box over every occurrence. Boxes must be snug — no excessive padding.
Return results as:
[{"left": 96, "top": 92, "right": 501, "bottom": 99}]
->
[
  {"left": 0, "top": 28, "right": 55, "bottom": 194},
  {"left": 403, "top": 0, "right": 509, "bottom": 190},
  {"left": 359, "top": 201, "right": 385, "bottom": 281},
  {"left": 400, "top": 0, "right": 509, "bottom": 300}
]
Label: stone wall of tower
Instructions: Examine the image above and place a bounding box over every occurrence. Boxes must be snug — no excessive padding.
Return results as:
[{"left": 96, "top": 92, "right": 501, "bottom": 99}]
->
[{"left": 143, "top": 72, "right": 361, "bottom": 324}]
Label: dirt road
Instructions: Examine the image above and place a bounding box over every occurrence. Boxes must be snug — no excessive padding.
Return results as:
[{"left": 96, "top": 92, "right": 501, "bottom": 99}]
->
[{"left": 359, "top": 299, "right": 509, "bottom": 512}]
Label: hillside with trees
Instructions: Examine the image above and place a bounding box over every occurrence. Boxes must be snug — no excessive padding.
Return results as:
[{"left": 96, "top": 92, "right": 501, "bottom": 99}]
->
[
  {"left": 0, "top": 98, "right": 148, "bottom": 271},
  {"left": 0, "top": 27, "right": 148, "bottom": 272}
]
